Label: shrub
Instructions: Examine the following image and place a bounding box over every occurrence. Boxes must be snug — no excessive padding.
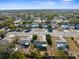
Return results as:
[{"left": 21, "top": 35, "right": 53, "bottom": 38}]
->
[{"left": 46, "top": 34, "right": 52, "bottom": 46}]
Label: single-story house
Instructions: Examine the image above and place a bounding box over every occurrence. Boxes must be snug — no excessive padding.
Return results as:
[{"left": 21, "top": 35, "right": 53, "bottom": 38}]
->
[
  {"left": 19, "top": 40, "right": 31, "bottom": 48},
  {"left": 69, "top": 24, "right": 75, "bottom": 29},
  {"left": 31, "top": 23, "right": 39, "bottom": 28},
  {"left": 56, "top": 37, "right": 69, "bottom": 51},
  {"left": 34, "top": 17, "right": 42, "bottom": 23},
  {"left": 34, "top": 40, "right": 47, "bottom": 51},
  {"left": 42, "top": 24, "right": 47, "bottom": 29},
  {"left": 19, "top": 36, "right": 32, "bottom": 48},
  {"left": 61, "top": 25, "right": 69, "bottom": 30}
]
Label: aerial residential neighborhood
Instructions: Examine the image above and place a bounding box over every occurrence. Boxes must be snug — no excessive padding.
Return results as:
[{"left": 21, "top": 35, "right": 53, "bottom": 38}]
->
[
  {"left": 0, "top": 9, "right": 79, "bottom": 59},
  {"left": 0, "top": 0, "right": 79, "bottom": 59}
]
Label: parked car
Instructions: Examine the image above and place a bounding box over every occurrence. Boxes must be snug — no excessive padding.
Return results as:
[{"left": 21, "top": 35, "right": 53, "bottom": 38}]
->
[
  {"left": 75, "top": 24, "right": 79, "bottom": 30},
  {"left": 23, "top": 29, "right": 31, "bottom": 32}
]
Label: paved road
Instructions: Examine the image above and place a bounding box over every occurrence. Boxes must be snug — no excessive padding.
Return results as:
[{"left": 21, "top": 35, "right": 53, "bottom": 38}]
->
[
  {"left": 1, "top": 30, "right": 79, "bottom": 44},
  {"left": 8, "top": 30, "right": 79, "bottom": 37},
  {"left": 1, "top": 30, "right": 78, "bottom": 44}
]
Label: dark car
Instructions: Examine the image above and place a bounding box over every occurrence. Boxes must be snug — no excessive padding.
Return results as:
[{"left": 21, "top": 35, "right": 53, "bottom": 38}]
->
[
  {"left": 7, "top": 29, "right": 16, "bottom": 32},
  {"left": 48, "top": 29, "right": 53, "bottom": 32},
  {"left": 75, "top": 24, "right": 79, "bottom": 30},
  {"left": 24, "top": 29, "right": 31, "bottom": 32},
  {"left": 16, "top": 29, "right": 22, "bottom": 32}
]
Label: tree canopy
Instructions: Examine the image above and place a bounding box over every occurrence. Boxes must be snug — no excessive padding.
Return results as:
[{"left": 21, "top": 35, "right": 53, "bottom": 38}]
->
[{"left": 8, "top": 51, "right": 26, "bottom": 59}]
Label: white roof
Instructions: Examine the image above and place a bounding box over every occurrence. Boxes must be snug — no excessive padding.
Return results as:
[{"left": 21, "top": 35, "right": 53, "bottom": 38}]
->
[
  {"left": 76, "top": 30, "right": 79, "bottom": 32},
  {"left": 57, "top": 44, "right": 64, "bottom": 47},
  {"left": 8, "top": 35, "right": 15, "bottom": 38},
  {"left": 64, "top": 30, "right": 69, "bottom": 32},
  {"left": 14, "top": 48, "right": 18, "bottom": 51},
  {"left": 42, "top": 44, "right": 47, "bottom": 47},
  {"left": 25, "top": 43, "right": 29, "bottom": 45}
]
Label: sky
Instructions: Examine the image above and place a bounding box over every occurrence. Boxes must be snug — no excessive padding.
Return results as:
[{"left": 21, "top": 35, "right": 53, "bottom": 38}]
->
[{"left": 0, "top": 0, "right": 79, "bottom": 10}]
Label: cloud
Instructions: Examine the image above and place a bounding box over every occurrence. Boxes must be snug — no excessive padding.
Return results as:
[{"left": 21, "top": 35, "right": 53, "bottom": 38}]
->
[{"left": 60, "top": 0, "right": 74, "bottom": 5}]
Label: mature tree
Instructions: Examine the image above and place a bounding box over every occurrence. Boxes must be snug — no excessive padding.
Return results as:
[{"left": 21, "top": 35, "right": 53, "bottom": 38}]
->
[
  {"left": 5, "top": 17, "right": 14, "bottom": 25},
  {"left": 8, "top": 24, "right": 16, "bottom": 30},
  {"left": 47, "top": 24, "right": 52, "bottom": 29},
  {"left": 69, "top": 18, "right": 79, "bottom": 24},
  {"left": 22, "top": 20, "right": 27, "bottom": 25},
  {"left": 47, "top": 15, "right": 53, "bottom": 20},
  {"left": 0, "top": 21, "right": 5, "bottom": 28},
  {"left": 0, "top": 30, "right": 7, "bottom": 39},
  {"left": 8, "top": 51, "right": 26, "bottom": 59},
  {"left": 46, "top": 34, "right": 52, "bottom": 46},
  {"left": 0, "top": 43, "right": 14, "bottom": 59},
  {"left": 46, "top": 20, "right": 51, "bottom": 24},
  {"left": 44, "top": 51, "right": 49, "bottom": 56},
  {"left": 31, "top": 35, "right": 37, "bottom": 43},
  {"left": 30, "top": 49, "right": 41, "bottom": 59},
  {"left": 4, "top": 17, "right": 15, "bottom": 29}
]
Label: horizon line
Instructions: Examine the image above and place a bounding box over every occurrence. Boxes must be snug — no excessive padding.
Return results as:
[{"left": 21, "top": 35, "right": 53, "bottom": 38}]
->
[{"left": 0, "top": 8, "right": 79, "bottom": 10}]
